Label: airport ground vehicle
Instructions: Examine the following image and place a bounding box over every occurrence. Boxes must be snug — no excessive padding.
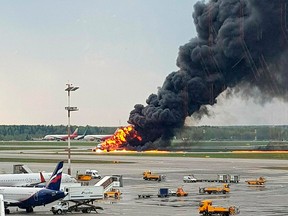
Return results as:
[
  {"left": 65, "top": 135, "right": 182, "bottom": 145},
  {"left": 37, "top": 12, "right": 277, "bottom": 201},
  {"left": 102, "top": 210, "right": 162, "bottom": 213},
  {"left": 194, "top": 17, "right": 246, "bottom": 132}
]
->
[
  {"left": 199, "top": 184, "right": 230, "bottom": 194},
  {"left": 176, "top": 187, "right": 188, "bottom": 196},
  {"left": 183, "top": 174, "right": 240, "bottom": 183},
  {"left": 95, "top": 175, "right": 123, "bottom": 199},
  {"left": 51, "top": 201, "right": 103, "bottom": 214},
  {"left": 104, "top": 188, "right": 121, "bottom": 198},
  {"left": 143, "top": 170, "right": 165, "bottom": 181},
  {"left": 183, "top": 175, "right": 197, "bottom": 183},
  {"left": 51, "top": 185, "right": 103, "bottom": 214},
  {"left": 157, "top": 188, "right": 176, "bottom": 197},
  {"left": 85, "top": 169, "right": 101, "bottom": 179},
  {"left": 199, "top": 200, "right": 239, "bottom": 216},
  {"left": 138, "top": 187, "right": 177, "bottom": 198},
  {"left": 217, "top": 174, "right": 240, "bottom": 183},
  {"left": 245, "top": 176, "right": 266, "bottom": 185},
  {"left": 76, "top": 173, "right": 92, "bottom": 181}
]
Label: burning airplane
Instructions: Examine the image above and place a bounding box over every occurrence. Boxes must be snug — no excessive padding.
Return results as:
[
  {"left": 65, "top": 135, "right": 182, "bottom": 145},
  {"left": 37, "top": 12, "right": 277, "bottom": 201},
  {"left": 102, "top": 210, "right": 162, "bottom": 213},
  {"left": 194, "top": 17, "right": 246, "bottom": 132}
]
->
[
  {"left": 98, "top": 0, "right": 288, "bottom": 152},
  {"left": 94, "top": 125, "right": 142, "bottom": 152}
]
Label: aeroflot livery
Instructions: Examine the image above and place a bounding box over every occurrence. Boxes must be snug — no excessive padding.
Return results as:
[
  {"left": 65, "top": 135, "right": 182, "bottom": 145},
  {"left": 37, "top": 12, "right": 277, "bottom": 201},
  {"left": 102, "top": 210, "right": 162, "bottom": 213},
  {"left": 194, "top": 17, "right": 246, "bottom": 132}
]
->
[{"left": 1, "top": 161, "right": 66, "bottom": 214}]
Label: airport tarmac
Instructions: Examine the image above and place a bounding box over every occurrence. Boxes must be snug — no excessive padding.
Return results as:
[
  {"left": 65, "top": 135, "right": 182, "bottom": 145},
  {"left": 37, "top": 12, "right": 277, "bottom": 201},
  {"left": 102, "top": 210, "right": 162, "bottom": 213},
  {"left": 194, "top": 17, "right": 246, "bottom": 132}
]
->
[{"left": 0, "top": 151, "right": 288, "bottom": 215}]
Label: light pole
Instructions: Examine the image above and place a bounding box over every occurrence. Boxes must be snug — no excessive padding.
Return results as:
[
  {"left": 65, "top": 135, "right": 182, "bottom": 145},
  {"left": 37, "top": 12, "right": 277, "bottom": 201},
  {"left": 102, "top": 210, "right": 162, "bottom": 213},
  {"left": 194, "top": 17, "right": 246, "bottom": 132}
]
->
[{"left": 65, "top": 83, "right": 79, "bottom": 175}]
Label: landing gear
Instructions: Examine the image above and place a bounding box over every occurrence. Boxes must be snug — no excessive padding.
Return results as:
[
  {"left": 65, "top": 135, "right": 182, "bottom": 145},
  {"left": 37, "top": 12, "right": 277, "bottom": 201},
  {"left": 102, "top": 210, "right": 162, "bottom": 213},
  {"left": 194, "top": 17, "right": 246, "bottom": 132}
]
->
[
  {"left": 26, "top": 206, "right": 34, "bottom": 213},
  {"left": 5, "top": 208, "right": 10, "bottom": 214}
]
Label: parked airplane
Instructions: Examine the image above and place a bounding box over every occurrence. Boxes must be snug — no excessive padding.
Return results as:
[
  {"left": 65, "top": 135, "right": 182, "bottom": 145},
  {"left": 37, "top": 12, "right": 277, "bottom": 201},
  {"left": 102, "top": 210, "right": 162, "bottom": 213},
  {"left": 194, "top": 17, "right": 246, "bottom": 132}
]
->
[
  {"left": 1, "top": 161, "right": 66, "bottom": 214},
  {"left": 42, "top": 128, "right": 78, "bottom": 141},
  {"left": 0, "top": 170, "right": 77, "bottom": 187}
]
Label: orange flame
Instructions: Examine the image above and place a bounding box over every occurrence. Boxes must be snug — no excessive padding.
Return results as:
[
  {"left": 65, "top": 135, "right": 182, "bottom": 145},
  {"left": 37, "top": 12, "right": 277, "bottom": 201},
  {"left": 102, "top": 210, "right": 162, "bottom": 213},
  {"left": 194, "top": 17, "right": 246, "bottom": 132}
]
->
[{"left": 99, "top": 125, "right": 142, "bottom": 151}]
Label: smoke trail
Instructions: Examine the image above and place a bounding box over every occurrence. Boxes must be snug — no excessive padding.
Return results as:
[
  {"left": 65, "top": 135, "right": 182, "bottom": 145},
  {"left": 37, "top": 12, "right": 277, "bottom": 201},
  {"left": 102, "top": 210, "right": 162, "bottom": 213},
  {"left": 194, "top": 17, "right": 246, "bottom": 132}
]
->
[{"left": 128, "top": 0, "right": 288, "bottom": 149}]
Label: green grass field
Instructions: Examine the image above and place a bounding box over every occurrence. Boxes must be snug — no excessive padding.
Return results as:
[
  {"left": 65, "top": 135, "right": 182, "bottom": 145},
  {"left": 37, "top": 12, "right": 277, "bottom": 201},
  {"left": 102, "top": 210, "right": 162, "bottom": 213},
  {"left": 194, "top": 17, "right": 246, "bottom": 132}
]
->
[
  {"left": 1, "top": 140, "right": 287, "bottom": 161},
  {"left": 93, "top": 151, "right": 288, "bottom": 160}
]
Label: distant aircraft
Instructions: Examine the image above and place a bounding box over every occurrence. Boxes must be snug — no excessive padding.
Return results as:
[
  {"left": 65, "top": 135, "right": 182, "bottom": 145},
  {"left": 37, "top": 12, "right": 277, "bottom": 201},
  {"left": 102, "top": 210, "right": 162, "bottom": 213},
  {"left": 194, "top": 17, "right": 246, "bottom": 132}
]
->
[
  {"left": 42, "top": 128, "right": 78, "bottom": 141},
  {"left": 1, "top": 161, "right": 66, "bottom": 214}
]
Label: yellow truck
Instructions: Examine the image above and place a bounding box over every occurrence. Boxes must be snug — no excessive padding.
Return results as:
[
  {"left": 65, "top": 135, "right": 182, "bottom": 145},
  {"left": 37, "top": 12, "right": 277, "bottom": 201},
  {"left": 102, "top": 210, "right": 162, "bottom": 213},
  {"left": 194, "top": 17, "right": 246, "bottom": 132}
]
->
[
  {"left": 199, "top": 200, "right": 239, "bottom": 216},
  {"left": 143, "top": 170, "right": 165, "bottom": 181},
  {"left": 199, "top": 184, "right": 230, "bottom": 194},
  {"left": 76, "top": 173, "right": 92, "bottom": 181},
  {"left": 245, "top": 176, "right": 266, "bottom": 185},
  {"left": 104, "top": 188, "right": 121, "bottom": 198}
]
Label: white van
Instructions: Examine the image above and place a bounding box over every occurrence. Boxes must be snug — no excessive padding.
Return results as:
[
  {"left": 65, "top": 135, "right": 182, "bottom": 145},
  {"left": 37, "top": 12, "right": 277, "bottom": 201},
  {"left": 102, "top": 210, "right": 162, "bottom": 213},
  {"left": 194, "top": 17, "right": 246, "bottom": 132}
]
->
[
  {"left": 183, "top": 175, "right": 197, "bottom": 183},
  {"left": 85, "top": 169, "right": 101, "bottom": 179}
]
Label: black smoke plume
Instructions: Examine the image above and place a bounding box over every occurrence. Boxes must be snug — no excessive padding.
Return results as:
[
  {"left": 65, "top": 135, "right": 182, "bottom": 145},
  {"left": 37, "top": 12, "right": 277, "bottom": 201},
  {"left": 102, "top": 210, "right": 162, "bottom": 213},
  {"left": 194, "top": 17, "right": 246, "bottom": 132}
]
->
[{"left": 128, "top": 0, "right": 288, "bottom": 149}]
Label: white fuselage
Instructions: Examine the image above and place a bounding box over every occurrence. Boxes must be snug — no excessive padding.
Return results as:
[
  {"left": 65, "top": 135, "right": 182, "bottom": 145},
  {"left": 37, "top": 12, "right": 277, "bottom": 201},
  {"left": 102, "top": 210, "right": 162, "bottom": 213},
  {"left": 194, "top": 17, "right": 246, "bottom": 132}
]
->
[
  {"left": 42, "top": 128, "right": 78, "bottom": 141},
  {"left": 0, "top": 187, "right": 39, "bottom": 202},
  {"left": 0, "top": 173, "right": 77, "bottom": 187},
  {"left": 84, "top": 134, "right": 112, "bottom": 141}
]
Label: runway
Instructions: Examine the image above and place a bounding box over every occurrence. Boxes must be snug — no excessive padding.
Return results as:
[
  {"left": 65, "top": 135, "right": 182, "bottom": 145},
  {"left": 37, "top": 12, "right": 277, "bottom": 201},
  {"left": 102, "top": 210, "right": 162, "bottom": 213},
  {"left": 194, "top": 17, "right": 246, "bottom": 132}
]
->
[{"left": 0, "top": 148, "right": 288, "bottom": 215}]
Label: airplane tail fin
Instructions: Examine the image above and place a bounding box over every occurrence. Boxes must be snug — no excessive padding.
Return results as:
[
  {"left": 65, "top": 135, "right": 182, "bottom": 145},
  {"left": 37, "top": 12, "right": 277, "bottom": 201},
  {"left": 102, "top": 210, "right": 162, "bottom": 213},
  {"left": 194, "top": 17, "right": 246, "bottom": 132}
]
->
[
  {"left": 72, "top": 128, "right": 78, "bottom": 136},
  {"left": 83, "top": 128, "right": 88, "bottom": 136},
  {"left": 75, "top": 127, "right": 88, "bottom": 140},
  {"left": 40, "top": 172, "right": 46, "bottom": 183},
  {"left": 46, "top": 161, "right": 63, "bottom": 191}
]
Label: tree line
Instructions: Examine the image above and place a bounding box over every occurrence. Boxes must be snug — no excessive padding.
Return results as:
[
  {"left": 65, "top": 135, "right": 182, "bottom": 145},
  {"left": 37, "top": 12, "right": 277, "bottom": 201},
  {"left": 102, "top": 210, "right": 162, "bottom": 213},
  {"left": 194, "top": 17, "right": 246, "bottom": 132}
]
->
[
  {"left": 0, "top": 125, "right": 117, "bottom": 141},
  {"left": 176, "top": 125, "right": 288, "bottom": 141},
  {"left": 0, "top": 125, "right": 287, "bottom": 141}
]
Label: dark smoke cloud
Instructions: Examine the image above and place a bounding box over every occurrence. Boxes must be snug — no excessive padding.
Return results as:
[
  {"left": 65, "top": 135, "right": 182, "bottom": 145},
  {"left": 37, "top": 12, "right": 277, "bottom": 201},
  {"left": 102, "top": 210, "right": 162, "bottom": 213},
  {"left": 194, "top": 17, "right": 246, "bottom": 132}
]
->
[{"left": 128, "top": 0, "right": 288, "bottom": 149}]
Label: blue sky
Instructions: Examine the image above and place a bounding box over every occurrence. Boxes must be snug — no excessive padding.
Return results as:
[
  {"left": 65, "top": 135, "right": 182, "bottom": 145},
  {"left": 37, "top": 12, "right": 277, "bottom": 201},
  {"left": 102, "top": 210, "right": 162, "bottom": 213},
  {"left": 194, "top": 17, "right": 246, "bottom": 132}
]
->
[{"left": 0, "top": 0, "right": 288, "bottom": 127}]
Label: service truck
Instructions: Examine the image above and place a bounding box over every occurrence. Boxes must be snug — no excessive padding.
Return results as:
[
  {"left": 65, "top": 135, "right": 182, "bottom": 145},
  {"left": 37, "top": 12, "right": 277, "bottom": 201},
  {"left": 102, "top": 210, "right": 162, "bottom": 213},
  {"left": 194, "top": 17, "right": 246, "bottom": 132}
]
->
[
  {"left": 199, "top": 200, "right": 239, "bottom": 216},
  {"left": 143, "top": 170, "right": 165, "bottom": 181},
  {"left": 157, "top": 188, "right": 176, "bottom": 197},
  {"left": 199, "top": 184, "right": 230, "bottom": 194},
  {"left": 245, "top": 176, "right": 266, "bottom": 185},
  {"left": 51, "top": 201, "right": 103, "bottom": 214},
  {"left": 51, "top": 185, "right": 104, "bottom": 214}
]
